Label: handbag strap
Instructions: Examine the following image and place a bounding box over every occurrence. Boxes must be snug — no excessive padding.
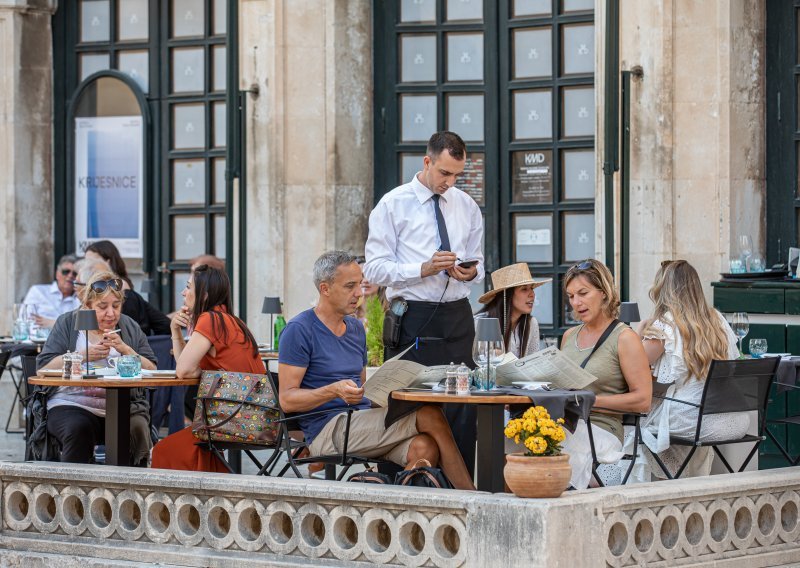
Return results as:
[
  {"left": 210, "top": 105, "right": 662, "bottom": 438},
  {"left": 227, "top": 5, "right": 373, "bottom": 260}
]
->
[{"left": 580, "top": 319, "right": 621, "bottom": 369}]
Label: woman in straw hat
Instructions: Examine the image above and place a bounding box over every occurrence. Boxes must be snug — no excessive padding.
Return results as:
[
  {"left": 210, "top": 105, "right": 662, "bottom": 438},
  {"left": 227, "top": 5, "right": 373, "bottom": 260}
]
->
[{"left": 475, "top": 263, "right": 551, "bottom": 358}]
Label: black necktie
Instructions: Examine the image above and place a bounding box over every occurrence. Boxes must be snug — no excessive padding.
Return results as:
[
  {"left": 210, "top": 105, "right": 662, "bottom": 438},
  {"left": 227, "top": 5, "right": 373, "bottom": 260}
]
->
[{"left": 432, "top": 194, "right": 451, "bottom": 252}]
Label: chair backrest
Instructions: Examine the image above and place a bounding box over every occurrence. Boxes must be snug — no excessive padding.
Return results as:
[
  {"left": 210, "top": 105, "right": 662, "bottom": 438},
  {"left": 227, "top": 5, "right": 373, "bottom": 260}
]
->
[
  {"left": 146, "top": 335, "right": 176, "bottom": 370},
  {"left": 0, "top": 349, "right": 12, "bottom": 374},
  {"left": 21, "top": 355, "right": 38, "bottom": 383},
  {"left": 700, "top": 357, "right": 779, "bottom": 417}
]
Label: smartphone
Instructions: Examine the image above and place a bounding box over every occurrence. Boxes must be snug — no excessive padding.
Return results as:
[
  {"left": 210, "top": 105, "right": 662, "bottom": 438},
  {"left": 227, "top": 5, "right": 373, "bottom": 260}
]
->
[{"left": 458, "top": 259, "right": 479, "bottom": 269}]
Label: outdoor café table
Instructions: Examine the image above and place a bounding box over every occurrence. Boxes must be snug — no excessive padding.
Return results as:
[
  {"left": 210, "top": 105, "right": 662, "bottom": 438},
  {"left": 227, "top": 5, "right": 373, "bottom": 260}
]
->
[
  {"left": 28, "top": 374, "right": 199, "bottom": 466},
  {"left": 390, "top": 388, "right": 595, "bottom": 493}
]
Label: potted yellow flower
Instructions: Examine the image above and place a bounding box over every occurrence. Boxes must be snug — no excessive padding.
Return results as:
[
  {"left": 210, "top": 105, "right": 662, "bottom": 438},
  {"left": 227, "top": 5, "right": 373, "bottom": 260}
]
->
[{"left": 503, "top": 406, "right": 572, "bottom": 498}]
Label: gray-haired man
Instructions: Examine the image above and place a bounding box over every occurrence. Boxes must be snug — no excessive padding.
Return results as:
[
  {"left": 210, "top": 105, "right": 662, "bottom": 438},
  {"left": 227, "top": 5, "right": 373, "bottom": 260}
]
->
[
  {"left": 278, "top": 251, "right": 474, "bottom": 489},
  {"left": 22, "top": 254, "right": 81, "bottom": 329}
]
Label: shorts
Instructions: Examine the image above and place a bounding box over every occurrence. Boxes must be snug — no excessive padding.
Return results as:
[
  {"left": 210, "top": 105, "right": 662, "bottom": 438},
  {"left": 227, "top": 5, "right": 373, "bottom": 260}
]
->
[{"left": 307, "top": 407, "right": 419, "bottom": 466}]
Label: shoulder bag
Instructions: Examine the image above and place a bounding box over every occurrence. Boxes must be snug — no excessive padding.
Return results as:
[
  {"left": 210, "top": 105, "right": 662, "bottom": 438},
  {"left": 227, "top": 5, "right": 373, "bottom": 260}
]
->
[{"left": 191, "top": 370, "right": 280, "bottom": 446}]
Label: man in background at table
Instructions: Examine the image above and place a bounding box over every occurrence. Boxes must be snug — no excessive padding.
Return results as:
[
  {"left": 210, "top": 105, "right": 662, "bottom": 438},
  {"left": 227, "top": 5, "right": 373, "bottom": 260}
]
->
[
  {"left": 364, "top": 130, "right": 484, "bottom": 475},
  {"left": 22, "top": 254, "right": 80, "bottom": 329}
]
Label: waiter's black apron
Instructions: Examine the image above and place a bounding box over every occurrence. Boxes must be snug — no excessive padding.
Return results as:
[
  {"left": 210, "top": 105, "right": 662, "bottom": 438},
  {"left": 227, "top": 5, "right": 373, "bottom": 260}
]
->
[{"left": 385, "top": 297, "right": 477, "bottom": 476}]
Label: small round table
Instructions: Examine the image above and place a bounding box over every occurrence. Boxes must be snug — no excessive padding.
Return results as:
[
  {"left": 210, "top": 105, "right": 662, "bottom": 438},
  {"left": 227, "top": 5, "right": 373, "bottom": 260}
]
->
[{"left": 29, "top": 375, "right": 199, "bottom": 466}]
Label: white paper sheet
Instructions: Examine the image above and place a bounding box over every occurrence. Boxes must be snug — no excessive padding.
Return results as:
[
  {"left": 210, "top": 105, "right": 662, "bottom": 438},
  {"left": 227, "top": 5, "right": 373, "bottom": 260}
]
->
[{"left": 494, "top": 347, "right": 598, "bottom": 390}]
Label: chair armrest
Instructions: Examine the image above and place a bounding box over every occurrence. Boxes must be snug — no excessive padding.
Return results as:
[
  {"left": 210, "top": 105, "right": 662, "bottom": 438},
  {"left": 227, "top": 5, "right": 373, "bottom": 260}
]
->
[
  {"left": 277, "top": 406, "right": 355, "bottom": 423},
  {"left": 652, "top": 394, "right": 700, "bottom": 407}
]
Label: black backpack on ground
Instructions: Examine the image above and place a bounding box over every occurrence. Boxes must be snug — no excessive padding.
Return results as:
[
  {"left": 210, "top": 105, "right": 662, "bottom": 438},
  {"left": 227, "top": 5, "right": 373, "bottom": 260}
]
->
[{"left": 394, "top": 459, "right": 454, "bottom": 489}]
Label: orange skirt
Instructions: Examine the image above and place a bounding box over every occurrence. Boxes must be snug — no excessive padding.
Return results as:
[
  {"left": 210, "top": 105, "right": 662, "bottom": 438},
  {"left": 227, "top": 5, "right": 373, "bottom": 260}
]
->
[{"left": 151, "top": 427, "right": 229, "bottom": 473}]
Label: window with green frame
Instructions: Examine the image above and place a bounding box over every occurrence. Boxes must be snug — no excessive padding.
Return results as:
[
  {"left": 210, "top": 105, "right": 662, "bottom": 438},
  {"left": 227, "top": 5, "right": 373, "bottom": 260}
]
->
[
  {"left": 53, "top": 0, "right": 234, "bottom": 312},
  {"left": 374, "top": 0, "right": 597, "bottom": 333}
]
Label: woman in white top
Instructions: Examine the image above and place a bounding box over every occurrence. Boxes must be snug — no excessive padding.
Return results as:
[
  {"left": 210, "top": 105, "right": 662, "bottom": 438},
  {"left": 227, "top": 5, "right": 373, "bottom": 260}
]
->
[
  {"left": 475, "top": 263, "right": 551, "bottom": 357},
  {"left": 629, "top": 260, "right": 746, "bottom": 481}
]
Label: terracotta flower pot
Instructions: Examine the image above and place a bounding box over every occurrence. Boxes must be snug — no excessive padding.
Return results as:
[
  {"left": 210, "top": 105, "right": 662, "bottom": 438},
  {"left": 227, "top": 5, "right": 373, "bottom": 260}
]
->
[{"left": 504, "top": 452, "right": 571, "bottom": 498}]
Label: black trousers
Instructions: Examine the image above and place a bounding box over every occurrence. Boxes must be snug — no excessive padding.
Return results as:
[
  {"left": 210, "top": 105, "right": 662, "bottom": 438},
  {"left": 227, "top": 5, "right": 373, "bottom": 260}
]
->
[
  {"left": 47, "top": 405, "right": 150, "bottom": 465},
  {"left": 385, "top": 298, "right": 477, "bottom": 476}
]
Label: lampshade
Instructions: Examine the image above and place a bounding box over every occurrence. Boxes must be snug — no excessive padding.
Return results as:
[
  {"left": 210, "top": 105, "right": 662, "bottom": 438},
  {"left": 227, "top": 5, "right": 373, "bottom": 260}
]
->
[
  {"left": 475, "top": 317, "right": 503, "bottom": 342},
  {"left": 140, "top": 279, "right": 156, "bottom": 294},
  {"left": 74, "top": 309, "right": 99, "bottom": 331},
  {"left": 619, "top": 302, "right": 641, "bottom": 324},
  {"left": 262, "top": 297, "right": 282, "bottom": 314}
]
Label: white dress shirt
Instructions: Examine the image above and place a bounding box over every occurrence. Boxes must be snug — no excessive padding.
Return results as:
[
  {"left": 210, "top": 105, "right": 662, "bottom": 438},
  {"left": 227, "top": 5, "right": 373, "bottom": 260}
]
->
[
  {"left": 364, "top": 172, "right": 485, "bottom": 302},
  {"left": 22, "top": 282, "right": 80, "bottom": 322}
]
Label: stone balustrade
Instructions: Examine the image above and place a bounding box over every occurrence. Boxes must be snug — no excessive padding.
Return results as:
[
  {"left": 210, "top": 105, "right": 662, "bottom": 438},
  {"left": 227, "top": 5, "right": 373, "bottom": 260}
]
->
[{"left": 0, "top": 462, "right": 798, "bottom": 567}]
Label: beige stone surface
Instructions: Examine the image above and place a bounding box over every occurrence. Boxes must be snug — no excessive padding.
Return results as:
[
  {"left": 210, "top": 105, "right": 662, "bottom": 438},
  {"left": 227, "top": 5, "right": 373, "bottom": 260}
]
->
[
  {"left": 0, "top": 2, "right": 56, "bottom": 334},
  {"left": 241, "top": 0, "right": 372, "bottom": 329},
  {"left": 621, "top": 0, "right": 765, "bottom": 312}
]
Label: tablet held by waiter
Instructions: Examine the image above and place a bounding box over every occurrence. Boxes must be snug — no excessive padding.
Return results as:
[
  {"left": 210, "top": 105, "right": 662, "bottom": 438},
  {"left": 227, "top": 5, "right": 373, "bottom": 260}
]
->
[{"left": 364, "top": 130, "right": 484, "bottom": 474}]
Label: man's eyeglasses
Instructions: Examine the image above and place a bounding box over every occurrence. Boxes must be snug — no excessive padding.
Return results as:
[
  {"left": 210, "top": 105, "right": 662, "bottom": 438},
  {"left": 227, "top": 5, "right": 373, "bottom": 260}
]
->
[
  {"left": 74, "top": 278, "right": 123, "bottom": 293},
  {"left": 60, "top": 268, "right": 78, "bottom": 278}
]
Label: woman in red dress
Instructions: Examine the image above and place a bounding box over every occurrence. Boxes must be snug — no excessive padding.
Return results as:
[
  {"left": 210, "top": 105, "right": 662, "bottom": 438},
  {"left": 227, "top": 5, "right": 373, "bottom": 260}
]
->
[{"left": 151, "top": 264, "right": 265, "bottom": 471}]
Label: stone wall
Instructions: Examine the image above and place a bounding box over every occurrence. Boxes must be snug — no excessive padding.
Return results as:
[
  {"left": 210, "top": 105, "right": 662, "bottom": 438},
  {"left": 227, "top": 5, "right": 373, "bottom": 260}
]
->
[
  {"left": 620, "top": 0, "right": 766, "bottom": 313},
  {"left": 240, "top": 0, "right": 373, "bottom": 337},
  {"left": 0, "top": 0, "right": 57, "bottom": 333},
  {"left": 1, "top": 462, "right": 799, "bottom": 567}
]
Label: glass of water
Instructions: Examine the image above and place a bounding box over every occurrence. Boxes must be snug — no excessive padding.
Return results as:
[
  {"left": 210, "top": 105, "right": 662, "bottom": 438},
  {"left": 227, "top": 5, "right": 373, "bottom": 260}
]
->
[
  {"left": 731, "top": 312, "right": 750, "bottom": 356},
  {"left": 749, "top": 338, "right": 768, "bottom": 358}
]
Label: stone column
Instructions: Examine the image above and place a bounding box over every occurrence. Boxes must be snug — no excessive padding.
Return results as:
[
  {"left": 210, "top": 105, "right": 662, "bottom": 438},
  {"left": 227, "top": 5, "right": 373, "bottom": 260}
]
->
[
  {"left": 621, "top": 0, "right": 765, "bottom": 314},
  {"left": 0, "top": 0, "right": 56, "bottom": 333},
  {"left": 240, "top": 0, "right": 372, "bottom": 336}
]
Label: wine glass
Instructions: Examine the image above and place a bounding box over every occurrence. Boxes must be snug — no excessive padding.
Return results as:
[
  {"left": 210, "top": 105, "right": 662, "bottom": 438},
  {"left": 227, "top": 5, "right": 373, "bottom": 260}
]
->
[
  {"left": 472, "top": 338, "right": 505, "bottom": 390},
  {"left": 730, "top": 312, "right": 750, "bottom": 356},
  {"left": 737, "top": 235, "right": 753, "bottom": 272}
]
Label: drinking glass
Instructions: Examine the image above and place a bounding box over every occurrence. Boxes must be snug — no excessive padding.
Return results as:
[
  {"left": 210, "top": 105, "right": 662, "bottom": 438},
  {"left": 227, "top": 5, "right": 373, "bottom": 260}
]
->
[
  {"left": 731, "top": 312, "right": 750, "bottom": 356},
  {"left": 750, "top": 256, "right": 765, "bottom": 273},
  {"left": 25, "top": 303, "right": 41, "bottom": 339},
  {"left": 738, "top": 235, "right": 753, "bottom": 272},
  {"left": 749, "top": 338, "right": 768, "bottom": 358},
  {"left": 472, "top": 339, "right": 504, "bottom": 390},
  {"left": 542, "top": 336, "right": 558, "bottom": 349},
  {"left": 729, "top": 258, "right": 744, "bottom": 274}
]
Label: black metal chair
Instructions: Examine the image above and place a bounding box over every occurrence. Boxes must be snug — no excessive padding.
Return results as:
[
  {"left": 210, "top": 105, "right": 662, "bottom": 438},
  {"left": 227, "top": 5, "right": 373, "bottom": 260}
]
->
[
  {"left": 200, "top": 367, "right": 388, "bottom": 480},
  {"left": 765, "top": 375, "right": 800, "bottom": 466},
  {"left": 0, "top": 349, "right": 22, "bottom": 433},
  {"left": 21, "top": 354, "right": 62, "bottom": 461},
  {"left": 648, "top": 357, "right": 780, "bottom": 479},
  {"left": 587, "top": 411, "right": 645, "bottom": 486}
]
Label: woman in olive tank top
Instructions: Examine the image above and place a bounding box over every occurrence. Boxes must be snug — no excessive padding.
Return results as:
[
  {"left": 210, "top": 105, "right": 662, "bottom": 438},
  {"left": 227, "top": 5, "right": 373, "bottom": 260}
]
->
[{"left": 559, "top": 260, "right": 652, "bottom": 489}]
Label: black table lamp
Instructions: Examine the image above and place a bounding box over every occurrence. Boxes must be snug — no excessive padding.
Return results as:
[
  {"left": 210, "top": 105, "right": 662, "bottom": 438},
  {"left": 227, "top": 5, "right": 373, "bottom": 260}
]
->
[
  {"left": 262, "top": 297, "right": 282, "bottom": 350},
  {"left": 74, "top": 309, "right": 99, "bottom": 378},
  {"left": 619, "top": 302, "right": 641, "bottom": 324}
]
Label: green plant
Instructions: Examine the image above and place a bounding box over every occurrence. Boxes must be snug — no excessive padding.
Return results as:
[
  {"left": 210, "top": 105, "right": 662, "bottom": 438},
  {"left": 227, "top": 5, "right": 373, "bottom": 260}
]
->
[{"left": 365, "top": 295, "right": 385, "bottom": 367}]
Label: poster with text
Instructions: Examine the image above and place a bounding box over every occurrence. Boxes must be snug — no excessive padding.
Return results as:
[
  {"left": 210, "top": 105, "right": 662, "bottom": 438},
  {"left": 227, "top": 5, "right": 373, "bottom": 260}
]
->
[{"left": 74, "top": 116, "right": 143, "bottom": 258}]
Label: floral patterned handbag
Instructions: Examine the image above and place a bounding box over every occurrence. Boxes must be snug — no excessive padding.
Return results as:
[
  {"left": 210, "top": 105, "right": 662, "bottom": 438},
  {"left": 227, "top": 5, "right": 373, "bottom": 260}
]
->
[{"left": 191, "top": 370, "right": 280, "bottom": 446}]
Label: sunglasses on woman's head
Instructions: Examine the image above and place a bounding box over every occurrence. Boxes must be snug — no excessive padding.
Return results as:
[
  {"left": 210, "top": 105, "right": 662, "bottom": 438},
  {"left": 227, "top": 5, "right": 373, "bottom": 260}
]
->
[
  {"left": 60, "top": 268, "right": 78, "bottom": 278},
  {"left": 84, "top": 278, "right": 123, "bottom": 293},
  {"left": 571, "top": 260, "right": 594, "bottom": 271}
]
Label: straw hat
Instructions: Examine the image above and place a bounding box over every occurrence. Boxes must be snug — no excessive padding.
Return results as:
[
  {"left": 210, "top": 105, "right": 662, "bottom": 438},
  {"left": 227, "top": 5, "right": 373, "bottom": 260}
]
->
[{"left": 478, "top": 263, "right": 552, "bottom": 304}]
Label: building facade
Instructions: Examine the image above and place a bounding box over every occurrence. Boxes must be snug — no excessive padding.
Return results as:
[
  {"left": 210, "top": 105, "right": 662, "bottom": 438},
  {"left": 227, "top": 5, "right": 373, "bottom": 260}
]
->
[{"left": 0, "top": 0, "right": 773, "bottom": 344}]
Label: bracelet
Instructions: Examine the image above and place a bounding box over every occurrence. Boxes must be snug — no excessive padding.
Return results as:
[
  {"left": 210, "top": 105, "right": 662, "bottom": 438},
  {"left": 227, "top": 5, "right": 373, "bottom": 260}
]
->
[{"left": 171, "top": 336, "right": 183, "bottom": 341}]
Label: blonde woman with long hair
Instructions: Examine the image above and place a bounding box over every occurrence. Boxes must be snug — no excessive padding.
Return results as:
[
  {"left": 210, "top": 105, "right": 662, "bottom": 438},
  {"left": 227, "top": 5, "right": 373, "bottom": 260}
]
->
[{"left": 632, "top": 260, "right": 744, "bottom": 481}]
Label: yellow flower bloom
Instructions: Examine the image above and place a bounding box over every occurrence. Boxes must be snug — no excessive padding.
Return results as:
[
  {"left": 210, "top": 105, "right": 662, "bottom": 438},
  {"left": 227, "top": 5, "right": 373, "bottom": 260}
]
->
[{"left": 524, "top": 436, "right": 548, "bottom": 455}]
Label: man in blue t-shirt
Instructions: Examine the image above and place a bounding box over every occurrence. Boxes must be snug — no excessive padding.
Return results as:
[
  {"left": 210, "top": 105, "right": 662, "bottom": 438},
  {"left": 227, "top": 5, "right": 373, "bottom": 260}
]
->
[{"left": 278, "top": 251, "right": 474, "bottom": 490}]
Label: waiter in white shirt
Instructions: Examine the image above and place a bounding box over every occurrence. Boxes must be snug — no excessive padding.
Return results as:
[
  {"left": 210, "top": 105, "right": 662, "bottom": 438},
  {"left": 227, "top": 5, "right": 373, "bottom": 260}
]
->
[
  {"left": 364, "top": 131, "right": 484, "bottom": 474},
  {"left": 22, "top": 254, "right": 80, "bottom": 329}
]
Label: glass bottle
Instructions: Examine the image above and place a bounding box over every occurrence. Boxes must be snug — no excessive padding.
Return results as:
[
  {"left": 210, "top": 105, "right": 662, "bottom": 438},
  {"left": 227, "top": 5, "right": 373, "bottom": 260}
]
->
[
  {"left": 456, "top": 362, "right": 470, "bottom": 395},
  {"left": 273, "top": 311, "right": 287, "bottom": 351},
  {"left": 445, "top": 362, "right": 458, "bottom": 394}
]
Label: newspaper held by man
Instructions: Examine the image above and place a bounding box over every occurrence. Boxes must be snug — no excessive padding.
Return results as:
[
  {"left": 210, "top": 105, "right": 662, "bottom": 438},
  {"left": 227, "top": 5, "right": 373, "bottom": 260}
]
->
[
  {"left": 363, "top": 345, "right": 448, "bottom": 407},
  {"left": 494, "top": 347, "right": 598, "bottom": 390}
]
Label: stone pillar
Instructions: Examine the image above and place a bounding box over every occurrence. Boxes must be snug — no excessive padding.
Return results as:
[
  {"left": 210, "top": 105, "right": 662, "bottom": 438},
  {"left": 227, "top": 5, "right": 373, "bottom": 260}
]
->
[
  {"left": 240, "top": 0, "right": 372, "bottom": 336},
  {"left": 621, "top": 0, "right": 765, "bottom": 314},
  {"left": 0, "top": 0, "right": 56, "bottom": 333}
]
